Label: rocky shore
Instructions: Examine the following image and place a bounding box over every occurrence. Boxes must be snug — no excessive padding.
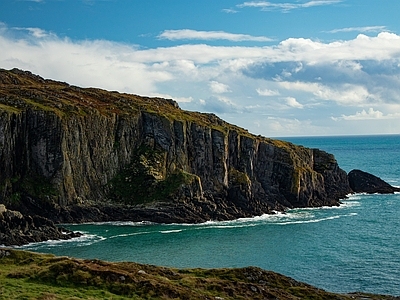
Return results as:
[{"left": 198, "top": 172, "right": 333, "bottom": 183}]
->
[{"left": 0, "top": 204, "right": 80, "bottom": 246}]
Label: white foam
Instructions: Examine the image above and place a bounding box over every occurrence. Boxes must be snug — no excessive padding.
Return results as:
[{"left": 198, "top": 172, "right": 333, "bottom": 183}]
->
[
  {"left": 196, "top": 223, "right": 258, "bottom": 230},
  {"left": 68, "top": 220, "right": 154, "bottom": 227},
  {"left": 108, "top": 231, "right": 152, "bottom": 239},
  {"left": 277, "top": 215, "right": 341, "bottom": 225},
  {"left": 160, "top": 229, "right": 184, "bottom": 234},
  {"left": 18, "top": 233, "right": 105, "bottom": 249}
]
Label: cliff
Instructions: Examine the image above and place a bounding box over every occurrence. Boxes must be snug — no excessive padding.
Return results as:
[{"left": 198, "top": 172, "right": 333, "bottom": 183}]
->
[{"left": 0, "top": 68, "right": 352, "bottom": 225}]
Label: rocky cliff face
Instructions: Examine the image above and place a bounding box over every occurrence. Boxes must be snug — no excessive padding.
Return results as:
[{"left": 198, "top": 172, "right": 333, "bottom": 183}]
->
[{"left": 0, "top": 68, "right": 352, "bottom": 224}]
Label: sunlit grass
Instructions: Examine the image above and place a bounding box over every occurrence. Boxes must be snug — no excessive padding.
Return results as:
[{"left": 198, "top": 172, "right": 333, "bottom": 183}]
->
[{"left": 0, "top": 248, "right": 395, "bottom": 300}]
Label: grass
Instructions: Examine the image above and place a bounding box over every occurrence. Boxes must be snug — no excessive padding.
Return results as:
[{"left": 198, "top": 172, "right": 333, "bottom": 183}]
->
[{"left": 0, "top": 248, "right": 397, "bottom": 300}]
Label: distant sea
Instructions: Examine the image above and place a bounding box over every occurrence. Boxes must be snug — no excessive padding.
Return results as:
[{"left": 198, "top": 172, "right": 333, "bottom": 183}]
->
[{"left": 20, "top": 135, "right": 400, "bottom": 296}]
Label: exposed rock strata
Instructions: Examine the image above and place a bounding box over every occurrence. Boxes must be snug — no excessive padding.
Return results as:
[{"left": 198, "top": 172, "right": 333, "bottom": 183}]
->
[
  {"left": 348, "top": 169, "right": 400, "bottom": 194},
  {"left": 0, "top": 68, "right": 353, "bottom": 231}
]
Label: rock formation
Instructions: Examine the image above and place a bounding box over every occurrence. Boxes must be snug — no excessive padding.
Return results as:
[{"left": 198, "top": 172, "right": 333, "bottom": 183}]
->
[
  {"left": 0, "top": 68, "right": 353, "bottom": 228},
  {"left": 348, "top": 169, "right": 400, "bottom": 194},
  {"left": 0, "top": 204, "right": 80, "bottom": 246}
]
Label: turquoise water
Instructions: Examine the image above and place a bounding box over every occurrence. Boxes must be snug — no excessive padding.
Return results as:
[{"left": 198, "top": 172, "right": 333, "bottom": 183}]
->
[{"left": 20, "top": 135, "right": 400, "bottom": 296}]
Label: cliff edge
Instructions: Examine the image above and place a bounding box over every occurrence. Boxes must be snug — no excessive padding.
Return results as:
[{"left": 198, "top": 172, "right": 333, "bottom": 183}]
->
[{"left": 0, "top": 68, "right": 352, "bottom": 226}]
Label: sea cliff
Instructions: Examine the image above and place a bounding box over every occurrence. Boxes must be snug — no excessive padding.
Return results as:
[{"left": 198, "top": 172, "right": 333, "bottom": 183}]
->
[{"left": 0, "top": 68, "right": 351, "bottom": 227}]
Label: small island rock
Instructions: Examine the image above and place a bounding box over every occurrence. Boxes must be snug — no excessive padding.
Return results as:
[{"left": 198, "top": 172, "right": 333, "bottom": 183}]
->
[{"left": 348, "top": 169, "right": 400, "bottom": 194}]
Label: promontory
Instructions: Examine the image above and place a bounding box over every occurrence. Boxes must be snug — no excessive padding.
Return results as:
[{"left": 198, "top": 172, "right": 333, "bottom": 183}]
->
[{"left": 0, "top": 68, "right": 366, "bottom": 244}]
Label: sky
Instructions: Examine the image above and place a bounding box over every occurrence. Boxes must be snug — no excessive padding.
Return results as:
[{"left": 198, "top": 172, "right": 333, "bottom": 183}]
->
[{"left": 1, "top": 1, "right": 400, "bottom": 137}]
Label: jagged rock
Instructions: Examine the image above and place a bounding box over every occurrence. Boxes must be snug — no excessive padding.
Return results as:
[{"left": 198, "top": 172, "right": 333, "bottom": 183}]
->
[
  {"left": 348, "top": 169, "right": 400, "bottom": 194},
  {"left": 0, "top": 68, "right": 353, "bottom": 229},
  {"left": 0, "top": 205, "right": 81, "bottom": 246}
]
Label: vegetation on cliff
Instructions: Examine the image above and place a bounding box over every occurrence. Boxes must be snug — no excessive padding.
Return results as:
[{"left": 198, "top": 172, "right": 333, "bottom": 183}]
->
[{"left": 1, "top": 248, "right": 397, "bottom": 300}]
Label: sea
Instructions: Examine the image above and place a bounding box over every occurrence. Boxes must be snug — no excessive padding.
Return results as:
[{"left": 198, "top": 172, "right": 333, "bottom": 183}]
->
[{"left": 19, "top": 135, "right": 400, "bottom": 296}]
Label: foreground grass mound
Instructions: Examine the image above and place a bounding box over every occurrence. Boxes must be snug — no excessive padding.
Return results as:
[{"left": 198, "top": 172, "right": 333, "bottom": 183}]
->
[{"left": 0, "top": 248, "right": 397, "bottom": 300}]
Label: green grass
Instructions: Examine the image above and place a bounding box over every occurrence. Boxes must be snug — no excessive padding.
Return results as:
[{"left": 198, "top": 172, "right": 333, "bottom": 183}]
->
[{"left": 0, "top": 248, "right": 396, "bottom": 300}]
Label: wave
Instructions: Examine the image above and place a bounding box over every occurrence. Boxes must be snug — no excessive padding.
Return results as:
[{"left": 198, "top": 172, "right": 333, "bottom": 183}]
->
[
  {"left": 277, "top": 215, "right": 341, "bottom": 225},
  {"left": 108, "top": 231, "right": 153, "bottom": 239},
  {"left": 276, "top": 212, "right": 357, "bottom": 225},
  {"left": 18, "top": 233, "right": 105, "bottom": 250},
  {"left": 59, "top": 198, "right": 363, "bottom": 235}
]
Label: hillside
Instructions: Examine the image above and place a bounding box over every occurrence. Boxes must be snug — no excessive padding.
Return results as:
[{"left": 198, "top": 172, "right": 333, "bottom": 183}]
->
[{"left": 1, "top": 248, "right": 398, "bottom": 300}]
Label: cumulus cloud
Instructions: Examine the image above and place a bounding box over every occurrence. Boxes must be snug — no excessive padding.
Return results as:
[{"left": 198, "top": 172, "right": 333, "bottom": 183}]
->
[
  {"left": 285, "top": 97, "right": 304, "bottom": 109},
  {"left": 198, "top": 96, "right": 238, "bottom": 114},
  {"left": 209, "top": 81, "right": 231, "bottom": 94},
  {"left": 1, "top": 23, "right": 400, "bottom": 136},
  {"left": 158, "top": 29, "right": 273, "bottom": 42},
  {"left": 332, "top": 108, "right": 400, "bottom": 121},
  {"left": 278, "top": 81, "right": 372, "bottom": 105}
]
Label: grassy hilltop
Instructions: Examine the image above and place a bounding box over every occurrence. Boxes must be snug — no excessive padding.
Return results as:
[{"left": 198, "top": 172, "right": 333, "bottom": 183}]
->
[{"left": 0, "top": 249, "right": 398, "bottom": 300}]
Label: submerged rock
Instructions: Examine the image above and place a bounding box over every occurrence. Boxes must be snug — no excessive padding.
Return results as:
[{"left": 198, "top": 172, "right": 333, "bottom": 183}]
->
[{"left": 348, "top": 169, "right": 400, "bottom": 194}]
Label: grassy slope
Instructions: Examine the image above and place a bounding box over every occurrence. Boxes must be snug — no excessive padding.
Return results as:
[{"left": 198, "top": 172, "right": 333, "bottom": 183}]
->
[{"left": 0, "top": 249, "right": 397, "bottom": 300}]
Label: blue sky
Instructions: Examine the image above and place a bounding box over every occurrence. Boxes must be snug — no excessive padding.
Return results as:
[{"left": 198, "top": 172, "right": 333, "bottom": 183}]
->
[{"left": 1, "top": 0, "right": 400, "bottom": 137}]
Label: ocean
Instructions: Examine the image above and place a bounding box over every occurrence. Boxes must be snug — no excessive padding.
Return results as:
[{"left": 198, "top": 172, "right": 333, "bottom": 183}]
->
[{"left": 20, "top": 135, "right": 400, "bottom": 296}]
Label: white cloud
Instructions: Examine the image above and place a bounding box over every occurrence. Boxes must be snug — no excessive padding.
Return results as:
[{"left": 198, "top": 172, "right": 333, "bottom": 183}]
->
[
  {"left": 158, "top": 29, "right": 273, "bottom": 42},
  {"left": 332, "top": 108, "right": 400, "bottom": 121},
  {"left": 148, "top": 93, "right": 193, "bottom": 103},
  {"left": 256, "top": 88, "right": 280, "bottom": 96},
  {"left": 278, "top": 81, "right": 371, "bottom": 105},
  {"left": 326, "top": 26, "right": 388, "bottom": 34},
  {"left": 13, "top": 27, "right": 54, "bottom": 38},
  {"left": 222, "top": 8, "right": 239, "bottom": 13},
  {"left": 237, "top": 0, "right": 342, "bottom": 12},
  {"left": 1, "top": 23, "right": 400, "bottom": 136},
  {"left": 285, "top": 97, "right": 304, "bottom": 109},
  {"left": 209, "top": 81, "right": 231, "bottom": 94},
  {"left": 255, "top": 116, "right": 319, "bottom": 136}
]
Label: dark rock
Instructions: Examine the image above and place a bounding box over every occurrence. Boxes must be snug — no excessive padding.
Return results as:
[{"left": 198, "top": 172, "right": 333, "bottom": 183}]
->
[
  {"left": 0, "top": 205, "right": 81, "bottom": 246},
  {"left": 348, "top": 169, "right": 400, "bottom": 194}
]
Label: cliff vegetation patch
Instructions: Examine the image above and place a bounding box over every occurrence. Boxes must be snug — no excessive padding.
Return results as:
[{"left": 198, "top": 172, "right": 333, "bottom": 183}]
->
[
  {"left": 108, "top": 146, "right": 192, "bottom": 205},
  {"left": 1, "top": 175, "right": 58, "bottom": 207}
]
